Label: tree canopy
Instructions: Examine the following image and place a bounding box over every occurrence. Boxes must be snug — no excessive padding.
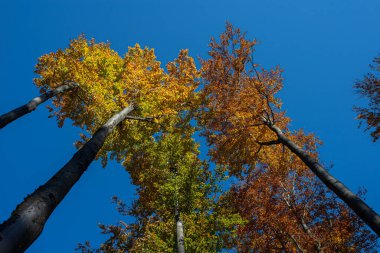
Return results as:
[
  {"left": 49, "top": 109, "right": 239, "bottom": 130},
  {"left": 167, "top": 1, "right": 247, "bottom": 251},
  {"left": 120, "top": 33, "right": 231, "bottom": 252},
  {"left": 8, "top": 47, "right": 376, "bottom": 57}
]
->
[
  {"left": 74, "top": 24, "right": 379, "bottom": 252},
  {"left": 34, "top": 36, "right": 200, "bottom": 166},
  {"left": 1, "top": 22, "right": 379, "bottom": 252}
]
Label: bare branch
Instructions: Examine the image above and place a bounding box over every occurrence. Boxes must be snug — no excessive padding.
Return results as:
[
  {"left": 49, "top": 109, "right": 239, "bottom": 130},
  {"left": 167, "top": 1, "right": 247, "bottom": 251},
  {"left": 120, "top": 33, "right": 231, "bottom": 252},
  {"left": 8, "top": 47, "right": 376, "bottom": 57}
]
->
[
  {"left": 251, "top": 59, "right": 276, "bottom": 123},
  {"left": 256, "top": 139, "right": 281, "bottom": 146},
  {"left": 124, "top": 115, "right": 155, "bottom": 122}
]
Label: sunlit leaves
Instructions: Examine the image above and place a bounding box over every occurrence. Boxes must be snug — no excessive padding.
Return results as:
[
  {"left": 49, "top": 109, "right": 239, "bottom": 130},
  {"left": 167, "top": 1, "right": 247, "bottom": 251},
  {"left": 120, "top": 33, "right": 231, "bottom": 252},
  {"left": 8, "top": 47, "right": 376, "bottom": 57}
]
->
[
  {"left": 34, "top": 36, "right": 199, "bottom": 166},
  {"left": 200, "top": 23, "right": 378, "bottom": 252},
  {"left": 200, "top": 23, "right": 292, "bottom": 175}
]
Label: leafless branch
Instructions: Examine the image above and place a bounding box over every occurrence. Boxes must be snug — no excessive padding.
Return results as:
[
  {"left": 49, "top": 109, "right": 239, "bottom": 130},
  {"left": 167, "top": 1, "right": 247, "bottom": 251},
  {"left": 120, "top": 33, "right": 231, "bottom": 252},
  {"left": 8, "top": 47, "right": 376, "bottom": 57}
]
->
[
  {"left": 256, "top": 139, "right": 281, "bottom": 146},
  {"left": 251, "top": 59, "right": 276, "bottom": 123},
  {"left": 124, "top": 115, "right": 155, "bottom": 122}
]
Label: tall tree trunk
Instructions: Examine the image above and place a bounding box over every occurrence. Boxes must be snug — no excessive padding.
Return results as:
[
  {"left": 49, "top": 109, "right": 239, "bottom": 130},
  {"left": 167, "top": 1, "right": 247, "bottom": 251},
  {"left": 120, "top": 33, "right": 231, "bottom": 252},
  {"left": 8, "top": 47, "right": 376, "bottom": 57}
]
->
[
  {"left": 171, "top": 166, "right": 185, "bottom": 253},
  {"left": 175, "top": 206, "right": 185, "bottom": 253},
  {"left": 0, "top": 82, "right": 79, "bottom": 129},
  {"left": 268, "top": 123, "right": 380, "bottom": 236},
  {"left": 0, "top": 105, "right": 134, "bottom": 253}
]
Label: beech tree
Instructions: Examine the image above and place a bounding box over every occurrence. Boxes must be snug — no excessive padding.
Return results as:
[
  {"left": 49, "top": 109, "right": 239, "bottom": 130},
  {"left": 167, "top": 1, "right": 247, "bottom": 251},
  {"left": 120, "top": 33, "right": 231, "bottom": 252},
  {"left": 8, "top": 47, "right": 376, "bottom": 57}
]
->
[
  {"left": 0, "top": 36, "right": 199, "bottom": 252},
  {"left": 354, "top": 54, "right": 380, "bottom": 142},
  {"left": 77, "top": 122, "right": 242, "bottom": 252},
  {"left": 223, "top": 137, "right": 378, "bottom": 252},
  {"left": 200, "top": 23, "right": 380, "bottom": 236},
  {"left": 0, "top": 82, "right": 78, "bottom": 129},
  {"left": 0, "top": 105, "right": 134, "bottom": 253},
  {"left": 2, "top": 25, "right": 378, "bottom": 253}
]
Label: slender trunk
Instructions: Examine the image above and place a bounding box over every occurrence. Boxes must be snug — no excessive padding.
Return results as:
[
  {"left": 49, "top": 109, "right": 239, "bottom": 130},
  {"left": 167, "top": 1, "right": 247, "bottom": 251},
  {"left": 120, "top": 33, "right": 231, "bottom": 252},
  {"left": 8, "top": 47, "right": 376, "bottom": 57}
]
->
[
  {"left": 268, "top": 123, "right": 380, "bottom": 236},
  {"left": 0, "top": 105, "right": 134, "bottom": 253},
  {"left": 0, "top": 82, "right": 79, "bottom": 129},
  {"left": 171, "top": 167, "right": 185, "bottom": 253},
  {"left": 175, "top": 206, "right": 185, "bottom": 253}
]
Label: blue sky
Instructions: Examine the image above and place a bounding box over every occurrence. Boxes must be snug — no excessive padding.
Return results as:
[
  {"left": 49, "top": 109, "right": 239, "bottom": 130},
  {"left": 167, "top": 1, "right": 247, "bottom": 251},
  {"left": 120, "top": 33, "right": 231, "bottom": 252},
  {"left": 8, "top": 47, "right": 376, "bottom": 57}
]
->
[{"left": 0, "top": 0, "right": 379, "bottom": 252}]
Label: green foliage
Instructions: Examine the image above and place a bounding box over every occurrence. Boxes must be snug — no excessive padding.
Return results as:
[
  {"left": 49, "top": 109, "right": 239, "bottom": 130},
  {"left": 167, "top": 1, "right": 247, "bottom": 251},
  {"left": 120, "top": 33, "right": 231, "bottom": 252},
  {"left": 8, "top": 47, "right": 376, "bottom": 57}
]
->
[{"left": 77, "top": 118, "right": 243, "bottom": 252}]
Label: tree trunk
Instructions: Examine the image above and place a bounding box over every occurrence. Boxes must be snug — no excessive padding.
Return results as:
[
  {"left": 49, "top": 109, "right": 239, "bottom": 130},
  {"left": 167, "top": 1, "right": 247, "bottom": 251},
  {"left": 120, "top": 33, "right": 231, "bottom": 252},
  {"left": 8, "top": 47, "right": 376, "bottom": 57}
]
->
[
  {"left": 0, "top": 82, "right": 79, "bottom": 129},
  {"left": 175, "top": 207, "right": 185, "bottom": 253},
  {"left": 268, "top": 123, "right": 380, "bottom": 236},
  {"left": 0, "top": 105, "right": 134, "bottom": 253}
]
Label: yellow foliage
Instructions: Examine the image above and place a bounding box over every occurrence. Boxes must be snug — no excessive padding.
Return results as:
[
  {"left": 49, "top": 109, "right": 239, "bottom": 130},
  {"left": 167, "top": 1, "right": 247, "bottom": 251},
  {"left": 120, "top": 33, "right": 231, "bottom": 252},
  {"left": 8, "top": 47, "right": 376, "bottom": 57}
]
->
[{"left": 34, "top": 35, "right": 200, "bottom": 165}]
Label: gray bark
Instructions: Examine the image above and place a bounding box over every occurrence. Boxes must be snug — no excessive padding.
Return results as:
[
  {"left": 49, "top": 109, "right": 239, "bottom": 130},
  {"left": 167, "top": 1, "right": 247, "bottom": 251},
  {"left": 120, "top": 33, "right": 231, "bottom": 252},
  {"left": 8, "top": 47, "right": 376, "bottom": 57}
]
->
[
  {"left": 171, "top": 166, "right": 185, "bottom": 253},
  {"left": 0, "top": 105, "right": 134, "bottom": 253},
  {"left": 268, "top": 123, "right": 380, "bottom": 237},
  {"left": 175, "top": 209, "right": 185, "bottom": 253},
  {"left": 0, "top": 82, "right": 79, "bottom": 129}
]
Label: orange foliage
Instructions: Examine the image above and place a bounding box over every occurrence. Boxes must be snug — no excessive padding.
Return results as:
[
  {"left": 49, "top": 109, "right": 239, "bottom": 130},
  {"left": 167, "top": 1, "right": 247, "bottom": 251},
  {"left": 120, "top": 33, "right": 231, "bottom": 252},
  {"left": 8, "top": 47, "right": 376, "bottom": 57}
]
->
[
  {"left": 226, "top": 156, "right": 377, "bottom": 252},
  {"left": 199, "top": 23, "right": 309, "bottom": 175},
  {"left": 201, "top": 23, "right": 378, "bottom": 251}
]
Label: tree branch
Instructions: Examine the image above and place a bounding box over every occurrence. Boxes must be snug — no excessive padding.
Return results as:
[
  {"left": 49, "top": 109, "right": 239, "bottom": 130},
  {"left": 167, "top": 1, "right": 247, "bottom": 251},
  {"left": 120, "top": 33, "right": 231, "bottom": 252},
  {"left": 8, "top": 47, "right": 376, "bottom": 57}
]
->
[
  {"left": 256, "top": 139, "right": 281, "bottom": 146},
  {"left": 287, "top": 233, "right": 305, "bottom": 253},
  {"left": 124, "top": 115, "right": 155, "bottom": 122}
]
